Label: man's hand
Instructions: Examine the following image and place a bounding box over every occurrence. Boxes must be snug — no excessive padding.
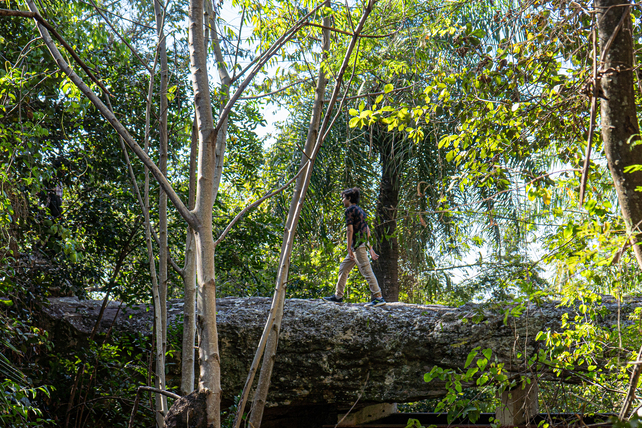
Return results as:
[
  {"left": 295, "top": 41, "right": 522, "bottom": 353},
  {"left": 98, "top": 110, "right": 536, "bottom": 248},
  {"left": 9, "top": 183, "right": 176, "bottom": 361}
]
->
[
  {"left": 369, "top": 248, "right": 379, "bottom": 261},
  {"left": 348, "top": 248, "right": 355, "bottom": 260}
]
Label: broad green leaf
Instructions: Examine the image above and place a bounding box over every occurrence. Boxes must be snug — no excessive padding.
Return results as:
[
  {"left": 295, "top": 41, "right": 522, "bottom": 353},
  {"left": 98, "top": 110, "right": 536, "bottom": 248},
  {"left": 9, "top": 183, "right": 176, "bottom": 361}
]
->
[{"left": 465, "top": 347, "right": 479, "bottom": 368}]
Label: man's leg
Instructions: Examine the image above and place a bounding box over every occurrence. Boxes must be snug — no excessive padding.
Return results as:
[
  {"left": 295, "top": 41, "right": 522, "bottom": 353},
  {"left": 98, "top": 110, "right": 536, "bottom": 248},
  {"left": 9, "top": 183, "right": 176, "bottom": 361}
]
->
[
  {"left": 354, "top": 245, "right": 382, "bottom": 299},
  {"left": 334, "top": 253, "right": 356, "bottom": 299}
]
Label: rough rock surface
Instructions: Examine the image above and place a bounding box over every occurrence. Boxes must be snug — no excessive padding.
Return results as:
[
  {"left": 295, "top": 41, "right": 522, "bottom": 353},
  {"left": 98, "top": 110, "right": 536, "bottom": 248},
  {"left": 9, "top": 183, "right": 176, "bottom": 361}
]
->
[{"left": 40, "top": 296, "right": 641, "bottom": 408}]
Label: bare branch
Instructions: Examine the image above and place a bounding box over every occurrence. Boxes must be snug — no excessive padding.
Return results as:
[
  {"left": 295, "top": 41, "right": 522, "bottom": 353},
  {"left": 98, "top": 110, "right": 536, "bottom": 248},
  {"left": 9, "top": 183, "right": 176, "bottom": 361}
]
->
[
  {"left": 76, "top": 1, "right": 156, "bottom": 29},
  {"left": 0, "top": 8, "right": 111, "bottom": 97},
  {"left": 217, "top": 3, "right": 326, "bottom": 130},
  {"left": 239, "top": 77, "right": 313, "bottom": 100},
  {"left": 23, "top": 0, "right": 197, "bottom": 229},
  {"left": 246, "top": 2, "right": 377, "bottom": 426},
  {"left": 334, "top": 372, "right": 370, "bottom": 428},
  {"left": 85, "top": 0, "right": 153, "bottom": 73},
  {"left": 214, "top": 168, "right": 304, "bottom": 248},
  {"left": 579, "top": 16, "right": 598, "bottom": 206},
  {"left": 323, "top": 83, "right": 417, "bottom": 103},
  {"left": 128, "top": 386, "right": 181, "bottom": 428},
  {"left": 305, "top": 21, "right": 400, "bottom": 39},
  {"left": 231, "top": 6, "right": 246, "bottom": 81}
]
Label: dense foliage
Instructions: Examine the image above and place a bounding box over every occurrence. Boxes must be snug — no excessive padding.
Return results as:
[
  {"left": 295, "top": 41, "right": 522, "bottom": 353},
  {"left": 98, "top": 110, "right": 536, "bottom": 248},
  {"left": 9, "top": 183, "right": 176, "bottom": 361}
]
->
[{"left": 3, "top": 0, "right": 642, "bottom": 426}]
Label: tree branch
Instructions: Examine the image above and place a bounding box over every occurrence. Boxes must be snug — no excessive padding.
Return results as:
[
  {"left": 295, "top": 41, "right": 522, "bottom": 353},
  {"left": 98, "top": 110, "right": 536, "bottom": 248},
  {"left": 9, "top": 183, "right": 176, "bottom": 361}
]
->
[
  {"left": 322, "top": 83, "right": 416, "bottom": 103},
  {"left": 305, "top": 21, "right": 399, "bottom": 39},
  {"left": 217, "top": 3, "right": 326, "bottom": 131},
  {"left": 22, "top": 0, "right": 197, "bottom": 230},
  {"left": 0, "top": 8, "right": 111, "bottom": 97},
  {"left": 214, "top": 168, "right": 304, "bottom": 248},
  {"left": 579, "top": 15, "right": 598, "bottom": 206},
  {"left": 84, "top": 0, "right": 153, "bottom": 74},
  {"left": 246, "top": 1, "right": 377, "bottom": 426},
  {"left": 128, "top": 386, "right": 181, "bottom": 428},
  {"left": 239, "top": 78, "right": 313, "bottom": 100}
]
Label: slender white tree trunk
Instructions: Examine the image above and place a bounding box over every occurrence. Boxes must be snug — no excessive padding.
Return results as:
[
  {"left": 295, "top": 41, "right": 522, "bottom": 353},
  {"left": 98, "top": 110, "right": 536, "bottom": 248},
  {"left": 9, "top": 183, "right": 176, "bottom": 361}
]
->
[
  {"left": 189, "top": 0, "right": 222, "bottom": 425},
  {"left": 247, "top": 2, "right": 376, "bottom": 426},
  {"left": 247, "top": 29, "right": 329, "bottom": 427},
  {"left": 145, "top": 89, "right": 165, "bottom": 427},
  {"left": 153, "top": 0, "right": 169, "bottom": 424},
  {"left": 181, "top": 117, "right": 199, "bottom": 395}
]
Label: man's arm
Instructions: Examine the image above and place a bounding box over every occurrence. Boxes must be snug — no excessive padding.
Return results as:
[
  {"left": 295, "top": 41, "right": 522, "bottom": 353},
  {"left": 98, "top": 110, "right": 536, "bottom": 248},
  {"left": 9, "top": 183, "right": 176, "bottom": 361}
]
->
[
  {"left": 347, "top": 224, "right": 354, "bottom": 259},
  {"left": 366, "top": 225, "right": 379, "bottom": 260}
]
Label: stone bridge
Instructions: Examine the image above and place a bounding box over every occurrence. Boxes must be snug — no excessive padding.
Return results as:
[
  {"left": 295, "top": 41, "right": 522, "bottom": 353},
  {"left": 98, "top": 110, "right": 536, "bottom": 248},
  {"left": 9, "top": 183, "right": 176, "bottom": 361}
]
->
[{"left": 41, "top": 296, "right": 638, "bottom": 427}]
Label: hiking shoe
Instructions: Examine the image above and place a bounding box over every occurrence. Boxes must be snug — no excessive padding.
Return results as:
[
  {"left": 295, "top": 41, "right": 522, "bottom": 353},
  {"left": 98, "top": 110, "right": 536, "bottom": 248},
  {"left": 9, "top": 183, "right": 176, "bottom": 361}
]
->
[
  {"left": 323, "top": 295, "right": 343, "bottom": 303},
  {"left": 365, "top": 297, "right": 386, "bottom": 307}
]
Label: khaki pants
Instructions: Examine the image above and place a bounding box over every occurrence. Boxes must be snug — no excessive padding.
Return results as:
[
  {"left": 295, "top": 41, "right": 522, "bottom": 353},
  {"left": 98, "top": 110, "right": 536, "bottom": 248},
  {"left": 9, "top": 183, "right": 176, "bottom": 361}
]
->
[{"left": 335, "top": 244, "right": 382, "bottom": 299}]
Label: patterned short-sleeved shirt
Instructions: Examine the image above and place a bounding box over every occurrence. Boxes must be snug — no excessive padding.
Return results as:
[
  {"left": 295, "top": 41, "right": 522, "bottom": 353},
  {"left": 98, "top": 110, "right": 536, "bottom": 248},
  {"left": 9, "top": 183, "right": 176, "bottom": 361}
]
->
[{"left": 344, "top": 205, "right": 369, "bottom": 249}]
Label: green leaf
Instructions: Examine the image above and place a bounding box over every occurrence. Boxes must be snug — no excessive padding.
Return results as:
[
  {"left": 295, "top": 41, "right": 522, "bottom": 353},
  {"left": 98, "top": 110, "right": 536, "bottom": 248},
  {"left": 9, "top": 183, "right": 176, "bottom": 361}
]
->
[
  {"left": 624, "top": 164, "right": 642, "bottom": 174},
  {"left": 384, "top": 83, "right": 394, "bottom": 93},
  {"left": 446, "top": 151, "right": 454, "bottom": 162},
  {"left": 465, "top": 347, "right": 480, "bottom": 368},
  {"left": 405, "top": 418, "right": 423, "bottom": 428}
]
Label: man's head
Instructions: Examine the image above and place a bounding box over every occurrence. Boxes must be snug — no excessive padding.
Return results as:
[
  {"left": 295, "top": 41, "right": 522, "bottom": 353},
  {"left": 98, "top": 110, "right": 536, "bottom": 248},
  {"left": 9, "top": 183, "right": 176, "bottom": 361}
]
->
[{"left": 341, "top": 187, "right": 360, "bottom": 207}]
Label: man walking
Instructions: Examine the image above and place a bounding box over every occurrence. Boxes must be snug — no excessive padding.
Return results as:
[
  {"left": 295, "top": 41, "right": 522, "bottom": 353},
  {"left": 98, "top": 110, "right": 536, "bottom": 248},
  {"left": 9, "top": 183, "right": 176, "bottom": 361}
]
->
[{"left": 324, "top": 187, "right": 386, "bottom": 307}]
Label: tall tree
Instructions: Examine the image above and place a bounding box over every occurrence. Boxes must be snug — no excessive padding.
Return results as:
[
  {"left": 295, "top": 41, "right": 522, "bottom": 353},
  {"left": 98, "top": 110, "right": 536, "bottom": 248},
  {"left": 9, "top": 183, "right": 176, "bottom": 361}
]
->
[
  {"left": 596, "top": 1, "right": 642, "bottom": 268},
  {"left": 594, "top": 0, "right": 642, "bottom": 419},
  {"left": 371, "top": 130, "right": 404, "bottom": 301}
]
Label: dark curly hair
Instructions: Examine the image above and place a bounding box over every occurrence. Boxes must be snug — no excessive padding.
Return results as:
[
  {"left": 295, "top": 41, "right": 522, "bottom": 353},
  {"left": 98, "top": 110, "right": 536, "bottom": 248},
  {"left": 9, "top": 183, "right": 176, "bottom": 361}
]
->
[{"left": 341, "top": 187, "right": 360, "bottom": 204}]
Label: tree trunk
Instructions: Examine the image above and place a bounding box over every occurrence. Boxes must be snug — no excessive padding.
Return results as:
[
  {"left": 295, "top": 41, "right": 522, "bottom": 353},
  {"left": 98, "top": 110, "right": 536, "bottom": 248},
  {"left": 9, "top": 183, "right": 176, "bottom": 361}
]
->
[
  {"left": 247, "top": 19, "right": 331, "bottom": 425},
  {"left": 246, "top": 3, "right": 376, "bottom": 427},
  {"left": 372, "top": 132, "right": 399, "bottom": 302},
  {"left": 24, "top": 1, "right": 329, "bottom": 426},
  {"left": 181, "top": 117, "right": 198, "bottom": 396},
  {"left": 598, "top": 1, "right": 642, "bottom": 265},
  {"left": 188, "top": 0, "right": 222, "bottom": 424},
  {"left": 154, "top": 0, "right": 169, "bottom": 423},
  {"left": 595, "top": 0, "right": 642, "bottom": 418}
]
